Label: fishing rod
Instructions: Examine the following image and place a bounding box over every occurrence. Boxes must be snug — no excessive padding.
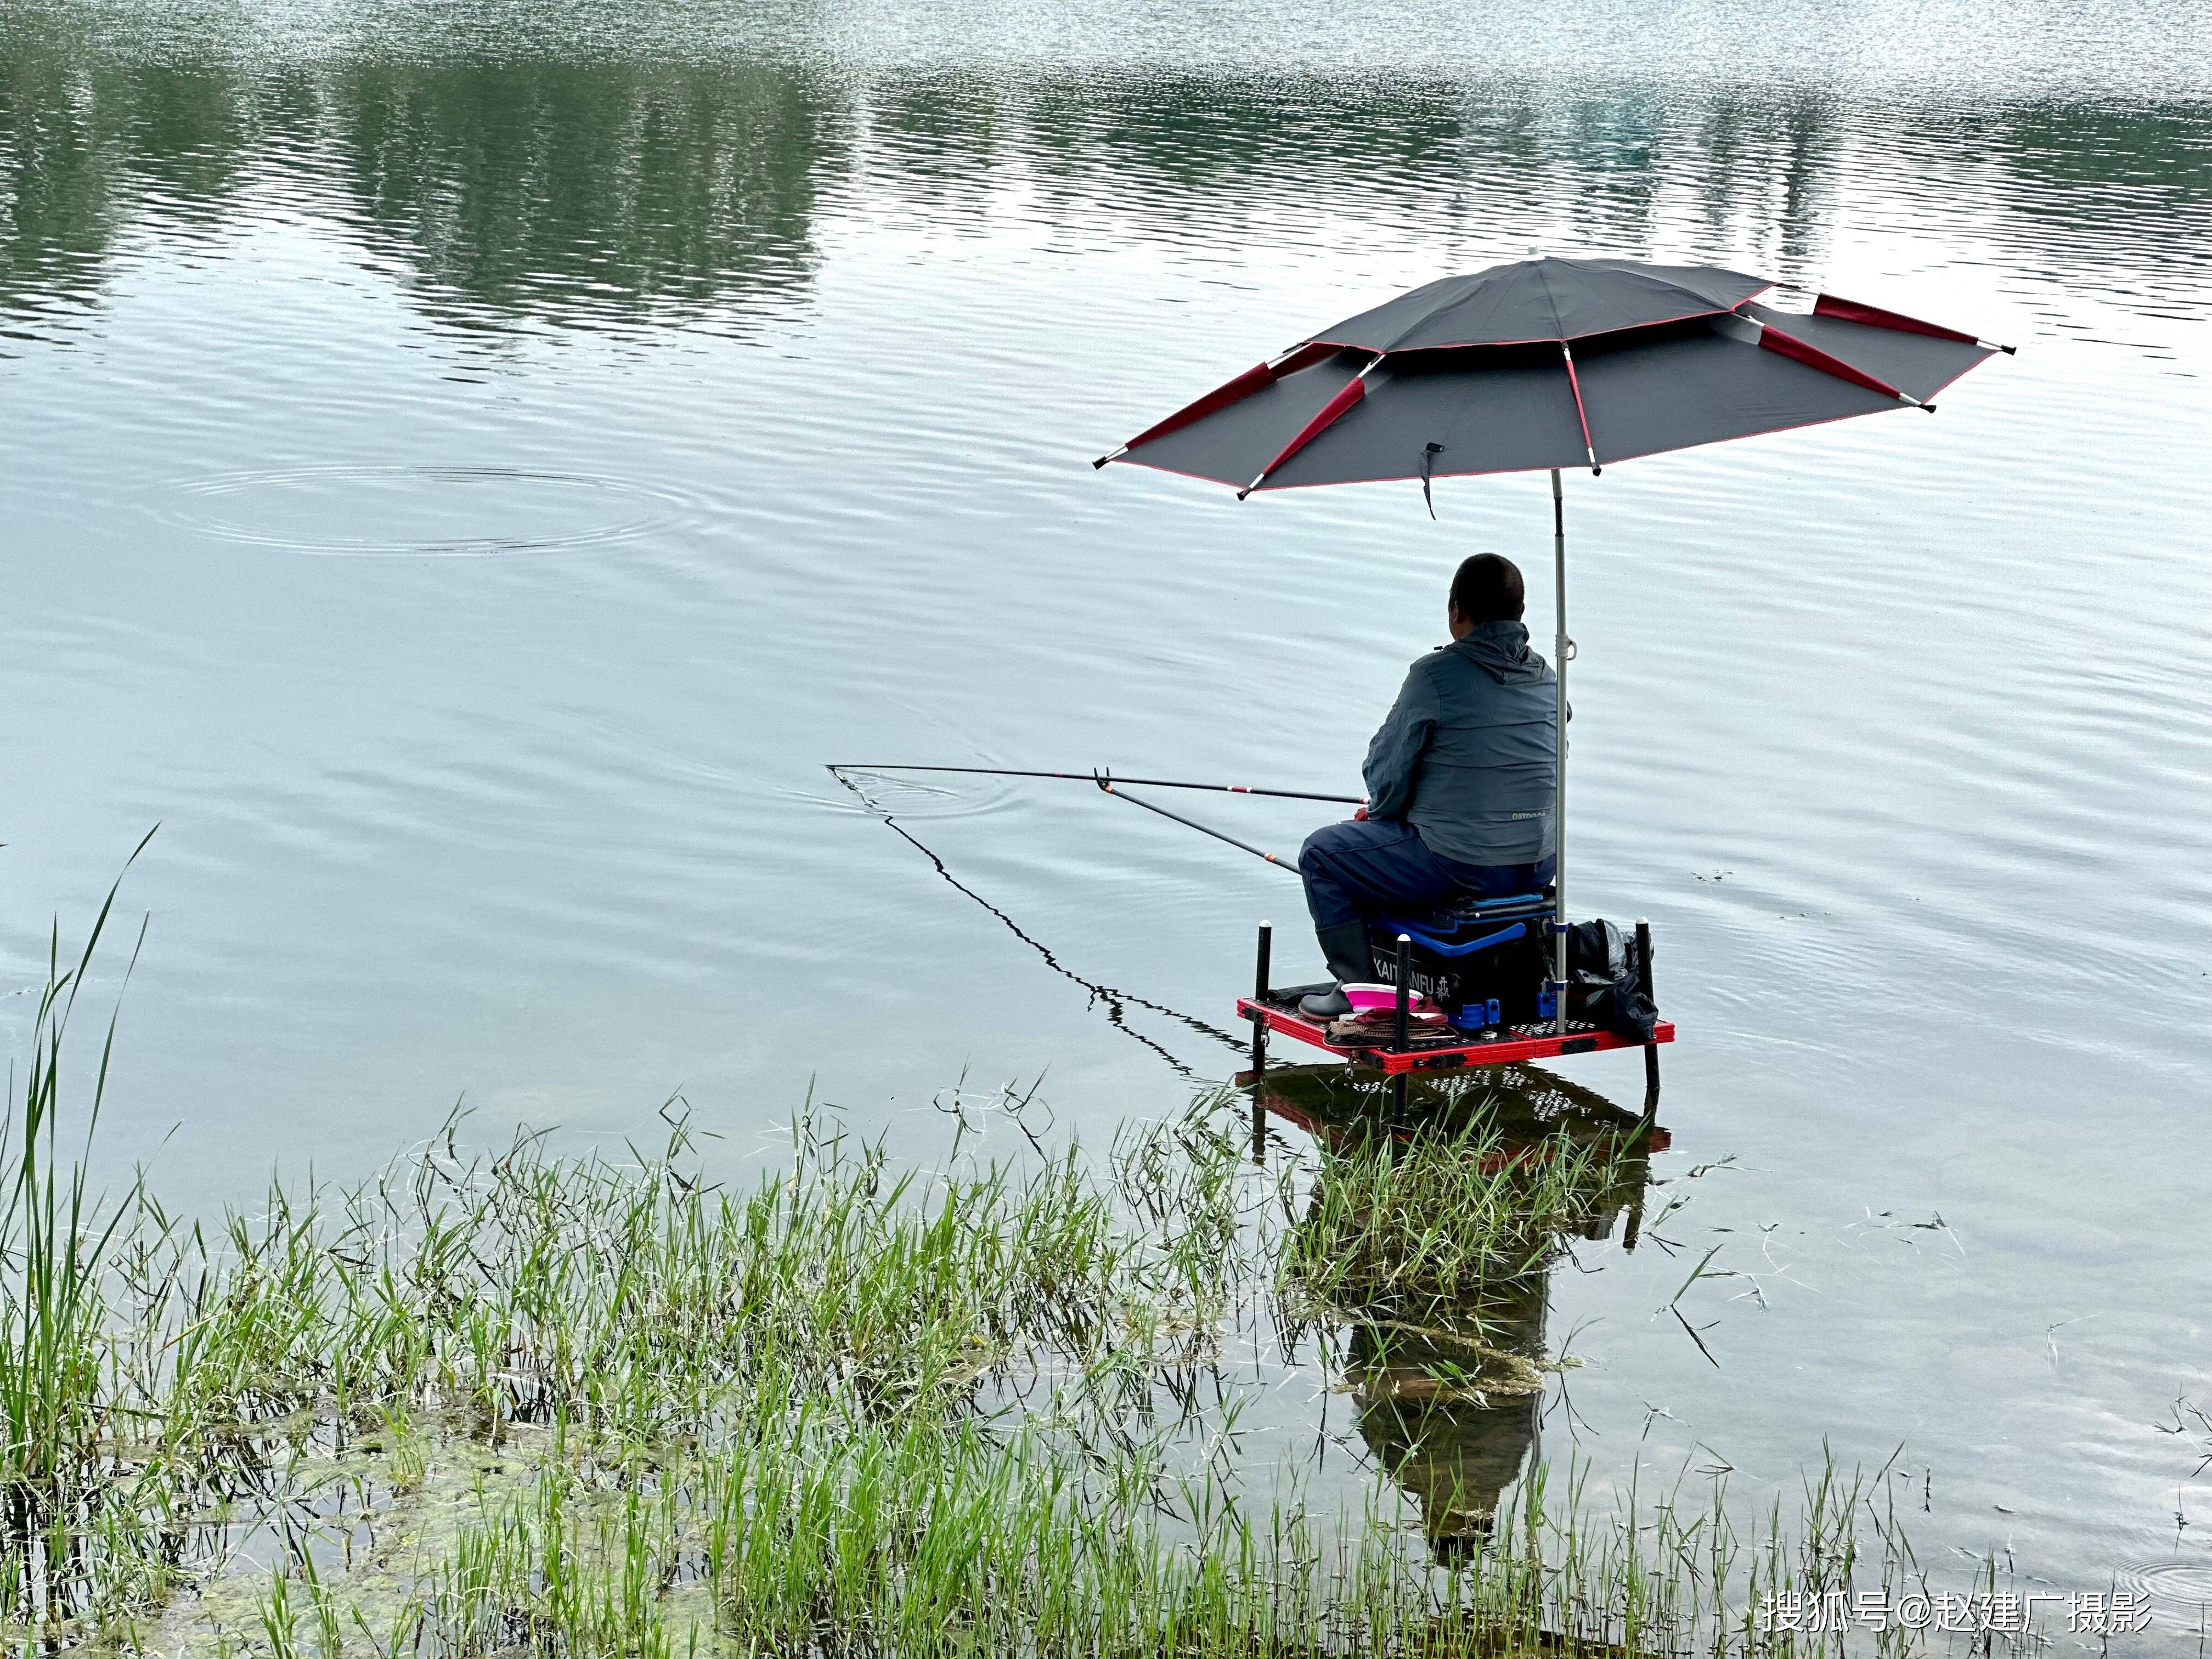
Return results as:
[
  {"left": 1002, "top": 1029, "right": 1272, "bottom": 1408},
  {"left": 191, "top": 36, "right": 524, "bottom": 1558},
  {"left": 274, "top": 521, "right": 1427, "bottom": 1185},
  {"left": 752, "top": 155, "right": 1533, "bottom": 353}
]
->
[
  {"left": 826, "top": 763, "right": 1362, "bottom": 806},
  {"left": 1094, "top": 779, "right": 1302, "bottom": 874}
]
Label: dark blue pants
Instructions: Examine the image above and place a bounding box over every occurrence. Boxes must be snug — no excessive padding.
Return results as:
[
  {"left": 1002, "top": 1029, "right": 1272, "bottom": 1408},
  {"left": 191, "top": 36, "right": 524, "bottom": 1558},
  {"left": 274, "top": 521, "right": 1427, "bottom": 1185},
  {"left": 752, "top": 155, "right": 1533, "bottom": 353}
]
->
[{"left": 1298, "top": 819, "right": 1554, "bottom": 932}]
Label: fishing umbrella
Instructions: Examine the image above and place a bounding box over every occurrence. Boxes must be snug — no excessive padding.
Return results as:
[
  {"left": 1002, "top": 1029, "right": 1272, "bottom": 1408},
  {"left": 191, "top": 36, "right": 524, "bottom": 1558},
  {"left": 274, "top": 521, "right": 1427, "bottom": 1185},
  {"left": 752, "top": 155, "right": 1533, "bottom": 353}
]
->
[{"left": 1093, "top": 255, "right": 2009, "bottom": 1027}]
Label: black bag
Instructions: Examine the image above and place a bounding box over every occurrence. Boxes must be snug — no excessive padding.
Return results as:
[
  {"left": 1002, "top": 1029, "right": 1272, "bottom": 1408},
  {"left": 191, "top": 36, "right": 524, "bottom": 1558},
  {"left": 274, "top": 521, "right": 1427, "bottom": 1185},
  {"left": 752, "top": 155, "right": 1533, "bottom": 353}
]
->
[{"left": 1565, "top": 920, "right": 1658, "bottom": 1041}]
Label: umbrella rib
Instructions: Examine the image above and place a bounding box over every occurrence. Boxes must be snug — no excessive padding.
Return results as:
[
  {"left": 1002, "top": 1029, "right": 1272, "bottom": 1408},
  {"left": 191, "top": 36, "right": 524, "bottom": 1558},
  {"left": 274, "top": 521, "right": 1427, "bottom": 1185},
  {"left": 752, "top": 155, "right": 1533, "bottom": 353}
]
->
[
  {"left": 1814, "top": 293, "right": 2015, "bottom": 353},
  {"left": 1713, "top": 307, "right": 1939, "bottom": 412},
  {"left": 1096, "top": 341, "right": 1338, "bottom": 467},
  {"left": 1537, "top": 261, "right": 1604, "bottom": 474},
  {"left": 1756, "top": 320, "right": 1934, "bottom": 411},
  {"left": 1559, "top": 342, "right": 1601, "bottom": 474},
  {"left": 1237, "top": 356, "right": 1384, "bottom": 499}
]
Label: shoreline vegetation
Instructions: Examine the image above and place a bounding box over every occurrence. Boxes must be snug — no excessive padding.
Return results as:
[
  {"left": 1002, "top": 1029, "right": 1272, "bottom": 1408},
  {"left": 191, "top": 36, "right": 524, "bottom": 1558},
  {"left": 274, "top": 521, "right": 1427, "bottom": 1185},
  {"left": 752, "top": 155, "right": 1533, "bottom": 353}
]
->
[{"left": 8, "top": 894, "right": 1957, "bottom": 1655}]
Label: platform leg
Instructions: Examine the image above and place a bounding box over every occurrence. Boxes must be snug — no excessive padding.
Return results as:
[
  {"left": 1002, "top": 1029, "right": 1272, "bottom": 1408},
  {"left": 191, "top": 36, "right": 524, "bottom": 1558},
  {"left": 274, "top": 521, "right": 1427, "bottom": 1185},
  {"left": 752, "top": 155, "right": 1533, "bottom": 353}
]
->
[
  {"left": 1249, "top": 1039, "right": 1266, "bottom": 1164},
  {"left": 1390, "top": 934, "right": 1412, "bottom": 1125},
  {"left": 1250, "top": 922, "right": 1272, "bottom": 1161},
  {"left": 1391, "top": 934, "right": 1411, "bottom": 1048},
  {"left": 1635, "top": 917, "right": 1660, "bottom": 1123}
]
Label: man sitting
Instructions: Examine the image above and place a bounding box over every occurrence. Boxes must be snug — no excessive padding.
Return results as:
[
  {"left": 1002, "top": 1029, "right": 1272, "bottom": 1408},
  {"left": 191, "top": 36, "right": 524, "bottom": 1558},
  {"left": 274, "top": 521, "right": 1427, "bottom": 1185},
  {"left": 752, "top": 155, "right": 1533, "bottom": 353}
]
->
[{"left": 1297, "top": 553, "right": 1560, "bottom": 1018}]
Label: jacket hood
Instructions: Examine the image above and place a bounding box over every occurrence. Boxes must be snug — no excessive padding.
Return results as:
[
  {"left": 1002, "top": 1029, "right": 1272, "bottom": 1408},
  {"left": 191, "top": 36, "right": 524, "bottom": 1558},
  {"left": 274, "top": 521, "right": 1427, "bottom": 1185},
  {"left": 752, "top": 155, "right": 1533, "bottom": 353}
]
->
[{"left": 1446, "top": 619, "right": 1549, "bottom": 683}]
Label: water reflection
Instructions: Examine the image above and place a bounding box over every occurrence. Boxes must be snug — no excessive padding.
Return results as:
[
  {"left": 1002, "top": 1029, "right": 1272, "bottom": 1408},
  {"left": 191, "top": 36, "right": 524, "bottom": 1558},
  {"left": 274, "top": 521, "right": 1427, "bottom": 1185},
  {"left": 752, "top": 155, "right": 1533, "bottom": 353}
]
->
[
  {"left": 6, "top": 5, "right": 2211, "bottom": 341},
  {"left": 1259, "top": 1063, "right": 1665, "bottom": 1556},
  {"left": 0, "top": 9, "right": 839, "bottom": 336},
  {"left": 326, "top": 59, "right": 833, "bottom": 329}
]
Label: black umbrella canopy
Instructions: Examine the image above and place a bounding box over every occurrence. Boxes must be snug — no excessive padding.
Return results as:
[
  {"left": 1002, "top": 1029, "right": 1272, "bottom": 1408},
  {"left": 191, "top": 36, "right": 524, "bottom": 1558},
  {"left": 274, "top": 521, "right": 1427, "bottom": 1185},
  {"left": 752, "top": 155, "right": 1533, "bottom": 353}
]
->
[
  {"left": 1318, "top": 257, "right": 1774, "bottom": 352},
  {"left": 1097, "top": 256, "right": 2006, "bottom": 496}
]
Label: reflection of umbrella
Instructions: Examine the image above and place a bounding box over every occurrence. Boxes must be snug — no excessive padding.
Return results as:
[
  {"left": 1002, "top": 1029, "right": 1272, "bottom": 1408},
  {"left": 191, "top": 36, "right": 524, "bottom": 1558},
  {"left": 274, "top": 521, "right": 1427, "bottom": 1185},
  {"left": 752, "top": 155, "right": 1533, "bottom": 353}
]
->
[{"left": 1096, "top": 256, "right": 2008, "bottom": 1025}]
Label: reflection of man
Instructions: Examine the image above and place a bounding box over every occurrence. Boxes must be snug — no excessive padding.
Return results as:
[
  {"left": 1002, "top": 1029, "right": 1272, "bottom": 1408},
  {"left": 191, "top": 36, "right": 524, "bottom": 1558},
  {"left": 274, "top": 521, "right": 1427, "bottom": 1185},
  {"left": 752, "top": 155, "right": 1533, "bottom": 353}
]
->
[
  {"left": 1348, "top": 1277, "right": 1544, "bottom": 1557},
  {"left": 1296, "top": 554, "right": 1560, "bottom": 1018}
]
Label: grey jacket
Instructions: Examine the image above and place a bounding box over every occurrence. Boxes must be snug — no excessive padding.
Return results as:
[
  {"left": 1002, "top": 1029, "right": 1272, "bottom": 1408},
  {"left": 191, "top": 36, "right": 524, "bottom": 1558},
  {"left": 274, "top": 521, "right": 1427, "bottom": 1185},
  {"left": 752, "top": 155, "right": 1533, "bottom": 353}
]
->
[{"left": 1362, "top": 620, "right": 1560, "bottom": 866}]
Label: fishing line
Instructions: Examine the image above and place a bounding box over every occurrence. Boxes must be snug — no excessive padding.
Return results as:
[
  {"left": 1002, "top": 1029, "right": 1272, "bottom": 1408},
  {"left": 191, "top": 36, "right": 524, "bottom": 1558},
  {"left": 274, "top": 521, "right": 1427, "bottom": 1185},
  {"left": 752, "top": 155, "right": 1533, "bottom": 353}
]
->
[
  {"left": 831, "top": 771, "right": 1247, "bottom": 1075},
  {"left": 827, "top": 764, "right": 1319, "bottom": 873}
]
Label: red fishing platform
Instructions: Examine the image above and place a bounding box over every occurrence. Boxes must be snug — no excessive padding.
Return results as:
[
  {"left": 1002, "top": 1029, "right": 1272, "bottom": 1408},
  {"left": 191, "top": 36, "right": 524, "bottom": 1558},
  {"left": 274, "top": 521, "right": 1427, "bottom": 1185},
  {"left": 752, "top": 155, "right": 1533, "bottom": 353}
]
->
[
  {"left": 1237, "top": 897, "right": 1673, "bottom": 1115},
  {"left": 1237, "top": 995, "right": 1674, "bottom": 1076}
]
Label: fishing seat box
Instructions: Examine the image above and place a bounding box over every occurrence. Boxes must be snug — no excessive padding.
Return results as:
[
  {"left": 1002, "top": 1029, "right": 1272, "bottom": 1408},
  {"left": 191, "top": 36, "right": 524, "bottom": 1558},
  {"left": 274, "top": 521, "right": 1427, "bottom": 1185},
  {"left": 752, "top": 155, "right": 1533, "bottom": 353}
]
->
[{"left": 1361, "top": 890, "right": 1554, "bottom": 1027}]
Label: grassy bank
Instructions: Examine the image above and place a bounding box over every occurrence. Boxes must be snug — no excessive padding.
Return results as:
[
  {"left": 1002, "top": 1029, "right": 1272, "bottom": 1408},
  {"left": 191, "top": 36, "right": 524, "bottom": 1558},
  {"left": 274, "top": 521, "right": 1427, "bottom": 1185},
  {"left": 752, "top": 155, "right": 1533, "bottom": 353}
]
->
[{"left": 5, "top": 899, "right": 1918, "bottom": 1655}]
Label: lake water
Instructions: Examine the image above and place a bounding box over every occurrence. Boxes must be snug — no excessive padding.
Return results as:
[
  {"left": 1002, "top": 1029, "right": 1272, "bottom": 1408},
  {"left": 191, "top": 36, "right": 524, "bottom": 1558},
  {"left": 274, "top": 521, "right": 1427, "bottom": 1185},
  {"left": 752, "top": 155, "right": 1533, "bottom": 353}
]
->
[{"left": 3, "top": 0, "right": 2209, "bottom": 1636}]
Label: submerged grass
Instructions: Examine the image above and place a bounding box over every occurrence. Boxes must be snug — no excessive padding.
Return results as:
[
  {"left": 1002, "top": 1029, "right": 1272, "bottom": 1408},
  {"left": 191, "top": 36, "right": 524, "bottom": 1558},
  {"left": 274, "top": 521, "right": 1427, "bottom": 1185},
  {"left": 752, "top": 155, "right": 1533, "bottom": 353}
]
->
[
  {"left": 3, "top": 891, "right": 1970, "bottom": 1656},
  {"left": 1279, "top": 1111, "right": 1643, "bottom": 1335}
]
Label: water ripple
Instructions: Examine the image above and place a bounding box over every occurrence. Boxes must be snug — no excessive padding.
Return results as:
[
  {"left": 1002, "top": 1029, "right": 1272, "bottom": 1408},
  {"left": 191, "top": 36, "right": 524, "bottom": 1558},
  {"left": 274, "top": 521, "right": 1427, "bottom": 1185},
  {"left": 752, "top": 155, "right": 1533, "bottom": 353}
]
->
[
  {"left": 2114, "top": 1559, "right": 2212, "bottom": 1620},
  {"left": 151, "top": 465, "right": 698, "bottom": 556}
]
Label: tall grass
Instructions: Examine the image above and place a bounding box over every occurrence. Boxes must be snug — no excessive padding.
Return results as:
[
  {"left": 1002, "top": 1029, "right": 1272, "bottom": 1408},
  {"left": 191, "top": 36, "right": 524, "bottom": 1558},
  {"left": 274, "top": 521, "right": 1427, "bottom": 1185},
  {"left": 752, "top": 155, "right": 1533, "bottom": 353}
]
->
[{"left": 0, "top": 844, "right": 185, "bottom": 1641}]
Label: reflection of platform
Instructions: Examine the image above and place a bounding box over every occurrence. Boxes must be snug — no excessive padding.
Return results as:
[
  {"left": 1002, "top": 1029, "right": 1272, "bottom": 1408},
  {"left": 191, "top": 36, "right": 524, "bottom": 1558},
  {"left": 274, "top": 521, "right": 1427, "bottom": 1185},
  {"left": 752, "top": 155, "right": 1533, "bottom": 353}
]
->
[
  {"left": 1237, "top": 994, "right": 1674, "bottom": 1076},
  {"left": 1243, "top": 1059, "right": 1670, "bottom": 1159}
]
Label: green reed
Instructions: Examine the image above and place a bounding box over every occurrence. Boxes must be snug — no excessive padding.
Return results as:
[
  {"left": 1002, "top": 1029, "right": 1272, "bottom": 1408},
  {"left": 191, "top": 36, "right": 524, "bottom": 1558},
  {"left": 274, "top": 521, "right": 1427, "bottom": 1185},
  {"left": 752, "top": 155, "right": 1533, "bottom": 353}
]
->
[
  {"left": 1278, "top": 1113, "right": 1640, "bottom": 1337},
  {"left": 0, "top": 840, "right": 189, "bottom": 1642}
]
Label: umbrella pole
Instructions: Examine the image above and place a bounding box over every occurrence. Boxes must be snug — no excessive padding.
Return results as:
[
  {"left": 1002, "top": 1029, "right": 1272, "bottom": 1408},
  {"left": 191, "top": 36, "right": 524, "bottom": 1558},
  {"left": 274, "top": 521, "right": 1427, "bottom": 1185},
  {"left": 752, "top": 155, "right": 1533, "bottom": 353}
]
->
[{"left": 1551, "top": 468, "right": 1569, "bottom": 1035}]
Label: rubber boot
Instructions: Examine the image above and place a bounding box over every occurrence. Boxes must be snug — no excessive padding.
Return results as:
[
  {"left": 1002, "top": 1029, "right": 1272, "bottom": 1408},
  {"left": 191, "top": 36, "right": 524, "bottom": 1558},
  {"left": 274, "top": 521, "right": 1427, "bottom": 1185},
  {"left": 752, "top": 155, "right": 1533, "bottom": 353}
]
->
[{"left": 1299, "top": 922, "right": 1374, "bottom": 1018}]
